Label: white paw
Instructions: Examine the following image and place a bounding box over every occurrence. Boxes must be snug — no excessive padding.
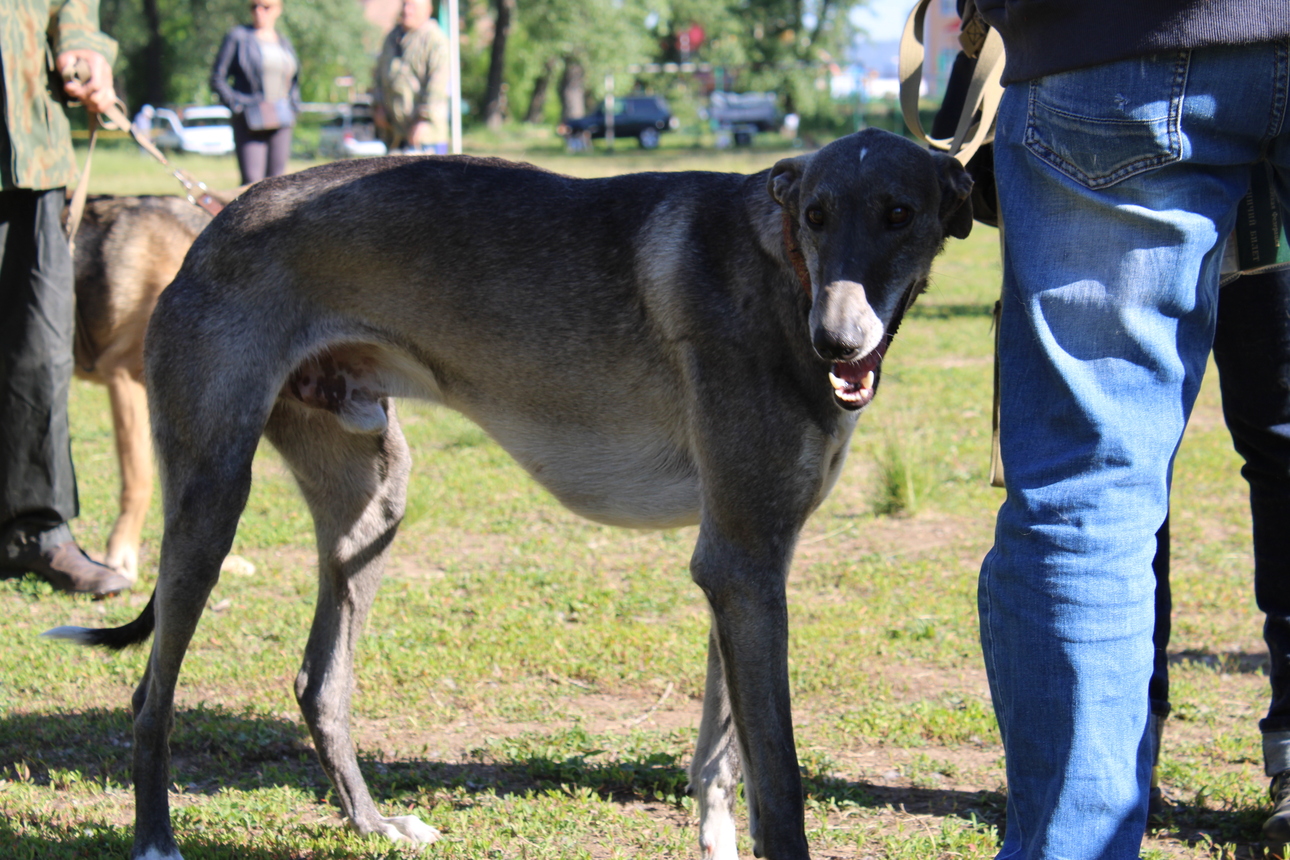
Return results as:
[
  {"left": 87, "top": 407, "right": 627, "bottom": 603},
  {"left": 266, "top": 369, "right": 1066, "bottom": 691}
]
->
[
  {"left": 219, "top": 554, "right": 256, "bottom": 577},
  {"left": 133, "top": 847, "right": 184, "bottom": 860},
  {"left": 358, "top": 814, "right": 440, "bottom": 845},
  {"left": 104, "top": 547, "right": 139, "bottom": 584},
  {"left": 698, "top": 802, "right": 739, "bottom": 860}
]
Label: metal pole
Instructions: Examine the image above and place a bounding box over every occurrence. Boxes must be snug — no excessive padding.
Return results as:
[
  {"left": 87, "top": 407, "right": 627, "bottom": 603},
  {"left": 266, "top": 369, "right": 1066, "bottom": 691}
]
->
[
  {"left": 448, "top": 0, "right": 462, "bottom": 153},
  {"left": 604, "top": 73, "right": 615, "bottom": 151}
]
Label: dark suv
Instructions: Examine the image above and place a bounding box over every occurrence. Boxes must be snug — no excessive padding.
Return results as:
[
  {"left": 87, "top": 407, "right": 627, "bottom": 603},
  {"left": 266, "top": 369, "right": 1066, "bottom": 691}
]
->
[{"left": 559, "top": 95, "right": 678, "bottom": 149}]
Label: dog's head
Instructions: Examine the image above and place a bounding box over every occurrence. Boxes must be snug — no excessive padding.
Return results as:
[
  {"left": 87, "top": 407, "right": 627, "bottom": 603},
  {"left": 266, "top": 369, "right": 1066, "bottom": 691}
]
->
[{"left": 769, "top": 128, "right": 972, "bottom": 411}]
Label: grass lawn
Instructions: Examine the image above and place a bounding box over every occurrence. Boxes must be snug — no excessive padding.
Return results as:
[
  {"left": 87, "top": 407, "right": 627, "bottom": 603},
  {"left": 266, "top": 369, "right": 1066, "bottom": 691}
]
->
[{"left": 0, "top": 126, "right": 1278, "bottom": 858}]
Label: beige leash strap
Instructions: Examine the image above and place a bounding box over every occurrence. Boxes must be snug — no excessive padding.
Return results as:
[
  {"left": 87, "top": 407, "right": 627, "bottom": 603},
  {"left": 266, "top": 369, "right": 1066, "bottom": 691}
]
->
[
  {"left": 65, "top": 111, "right": 99, "bottom": 254},
  {"left": 898, "top": 0, "right": 1005, "bottom": 167},
  {"left": 897, "top": 0, "right": 1008, "bottom": 487}
]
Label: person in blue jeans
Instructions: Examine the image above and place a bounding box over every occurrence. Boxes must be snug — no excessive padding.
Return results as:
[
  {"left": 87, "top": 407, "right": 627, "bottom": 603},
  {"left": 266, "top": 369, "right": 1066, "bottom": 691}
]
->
[{"left": 974, "top": 3, "right": 1290, "bottom": 857}]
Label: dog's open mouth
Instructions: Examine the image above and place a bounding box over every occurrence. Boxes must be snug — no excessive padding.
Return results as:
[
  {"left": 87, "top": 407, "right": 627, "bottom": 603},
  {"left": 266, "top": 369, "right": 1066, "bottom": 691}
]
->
[{"left": 828, "top": 345, "right": 885, "bottom": 410}]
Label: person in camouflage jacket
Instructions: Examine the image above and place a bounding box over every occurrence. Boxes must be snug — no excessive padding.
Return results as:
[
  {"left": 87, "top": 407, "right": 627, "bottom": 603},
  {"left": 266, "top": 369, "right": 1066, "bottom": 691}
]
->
[
  {"left": 372, "top": 0, "right": 449, "bottom": 153},
  {"left": 0, "top": 0, "right": 131, "bottom": 596}
]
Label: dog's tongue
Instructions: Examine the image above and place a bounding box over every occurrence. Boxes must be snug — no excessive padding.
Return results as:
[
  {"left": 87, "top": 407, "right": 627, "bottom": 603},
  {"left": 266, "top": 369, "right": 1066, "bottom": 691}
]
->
[{"left": 833, "top": 349, "right": 881, "bottom": 384}]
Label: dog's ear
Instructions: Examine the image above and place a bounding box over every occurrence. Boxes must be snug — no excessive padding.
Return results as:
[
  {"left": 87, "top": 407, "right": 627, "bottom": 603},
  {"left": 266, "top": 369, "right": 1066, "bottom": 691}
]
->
[
  {"left": 769, "top": 154, "right": 813, "bottom": 211},
  {"left": 934, "top": 153, "right": 974, "bottom": 240}
]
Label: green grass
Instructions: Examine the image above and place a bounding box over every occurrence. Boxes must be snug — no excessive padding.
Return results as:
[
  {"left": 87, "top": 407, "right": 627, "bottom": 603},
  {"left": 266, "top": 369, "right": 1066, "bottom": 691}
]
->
[{"left": 0, "top": 128, "right": 1275, "bottom": 858}]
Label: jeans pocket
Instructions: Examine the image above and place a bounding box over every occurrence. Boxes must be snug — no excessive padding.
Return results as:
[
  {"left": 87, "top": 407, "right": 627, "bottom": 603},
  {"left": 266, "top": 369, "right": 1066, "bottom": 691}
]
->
[{"left": 1024, "top": 52, "right": 1189, "bottom": 189}]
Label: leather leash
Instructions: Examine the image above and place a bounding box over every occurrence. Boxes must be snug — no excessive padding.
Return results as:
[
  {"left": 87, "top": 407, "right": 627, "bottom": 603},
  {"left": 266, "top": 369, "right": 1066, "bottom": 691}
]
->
[{"left": 64, "top": 61, "right": 225, "bottom": 255}]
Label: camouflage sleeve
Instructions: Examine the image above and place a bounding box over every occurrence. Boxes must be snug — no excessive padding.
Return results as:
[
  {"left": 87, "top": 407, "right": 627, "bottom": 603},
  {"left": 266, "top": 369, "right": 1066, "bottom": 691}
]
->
[{"left": 51, "top": 0, "right": 117, "bottom": 64}]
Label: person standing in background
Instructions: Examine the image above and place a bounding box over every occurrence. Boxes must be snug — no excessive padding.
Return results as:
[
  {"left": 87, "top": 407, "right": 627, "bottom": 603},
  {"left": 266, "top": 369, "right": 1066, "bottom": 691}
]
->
[
  {"left": 373, "top": 0, "right": 449, "bottom": 154},
  {"left": 0, "top": 0, "right": 132, "bottom": 596},
  {"left": 211, "top": 0, "right": 301, "bottom": 184}
]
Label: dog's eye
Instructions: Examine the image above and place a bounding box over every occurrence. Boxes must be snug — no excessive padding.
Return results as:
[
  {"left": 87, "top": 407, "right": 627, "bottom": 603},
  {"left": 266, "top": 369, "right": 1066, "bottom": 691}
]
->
[
  {"left": 886, "top": 206, "right": 913, "bottom": 228},
  {"left": 805, "top": 206, "right": 826, "bottom": 229}
]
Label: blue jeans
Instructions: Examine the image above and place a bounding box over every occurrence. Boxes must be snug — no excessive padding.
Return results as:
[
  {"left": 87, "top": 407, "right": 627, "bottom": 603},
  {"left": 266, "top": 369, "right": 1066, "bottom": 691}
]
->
[{"left": 981, "top": 41, "right": 1290, "bottom": 860}]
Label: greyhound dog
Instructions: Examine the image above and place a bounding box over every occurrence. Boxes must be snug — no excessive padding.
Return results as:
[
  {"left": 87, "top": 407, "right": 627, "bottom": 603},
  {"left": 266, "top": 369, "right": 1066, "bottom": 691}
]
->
[{"left": 47, "top": 128, "right": 972, "bottom": 860}]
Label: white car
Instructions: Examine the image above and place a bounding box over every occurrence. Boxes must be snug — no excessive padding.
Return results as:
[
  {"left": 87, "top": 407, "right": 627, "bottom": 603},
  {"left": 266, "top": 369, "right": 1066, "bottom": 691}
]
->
[
  {"left": 318, "top": 103, "right": 387, "bottom": 158},
  {"left": 147, "top": 105, "right": 235, "bottom": 156}
]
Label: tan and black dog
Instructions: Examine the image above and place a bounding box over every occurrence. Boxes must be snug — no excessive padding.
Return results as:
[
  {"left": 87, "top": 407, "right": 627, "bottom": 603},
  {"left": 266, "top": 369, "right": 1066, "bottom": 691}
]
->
[
  {"left": 50, "top": 129, "right": 972, "bottom": 860},
  {"left": 71, "top": 195, "right": 214, "bottom": 582}
]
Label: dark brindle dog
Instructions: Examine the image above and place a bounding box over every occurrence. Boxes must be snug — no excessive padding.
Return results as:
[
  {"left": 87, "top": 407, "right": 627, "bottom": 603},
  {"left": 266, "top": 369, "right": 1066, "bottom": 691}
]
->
[{"left": 47, "top": 128, "right": 971, "bottom": 860}]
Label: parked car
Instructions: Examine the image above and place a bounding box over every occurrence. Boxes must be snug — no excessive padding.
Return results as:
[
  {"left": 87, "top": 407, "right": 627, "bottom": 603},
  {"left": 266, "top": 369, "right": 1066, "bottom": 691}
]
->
[
  {"left": 708, "top": 91, "right": 780, "bottom": 146},
  {"left": 318, "top": 101, "right": 387, "bottom": 158},
  {"left": 148, "top": 105, "right": 235, "bottom": 156},
  {"left": 558, "top": 95, "right": 678, "bottom": 150}
]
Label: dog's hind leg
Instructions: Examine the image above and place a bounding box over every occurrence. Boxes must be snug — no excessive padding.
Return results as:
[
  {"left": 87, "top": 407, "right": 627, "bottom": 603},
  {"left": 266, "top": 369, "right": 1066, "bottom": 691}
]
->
[
  {"left": 129, "top": 407, "right": 264, "bottom": 860},
  {"left": 263, "top": 398, "right": 438, "bottom": 845},
  {"left": 690, "top": 625, "right": 741, "bottom": 860}
]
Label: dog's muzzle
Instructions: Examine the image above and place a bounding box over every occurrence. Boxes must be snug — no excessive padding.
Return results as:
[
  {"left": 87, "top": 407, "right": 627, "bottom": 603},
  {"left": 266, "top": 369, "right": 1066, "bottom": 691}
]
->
[{"left": 827, "top": 340, "right": 885, "bottom": 410}]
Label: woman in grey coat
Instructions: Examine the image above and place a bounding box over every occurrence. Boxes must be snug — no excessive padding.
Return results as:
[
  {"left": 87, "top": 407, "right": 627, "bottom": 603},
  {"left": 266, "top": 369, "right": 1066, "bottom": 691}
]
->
[{"left": 210, "top": 0, "right": 301, "bottom": 184}]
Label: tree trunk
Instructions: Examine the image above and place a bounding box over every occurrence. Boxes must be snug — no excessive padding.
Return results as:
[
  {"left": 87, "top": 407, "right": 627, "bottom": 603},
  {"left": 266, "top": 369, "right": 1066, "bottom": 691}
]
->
[
  {"left": 559, "top": 57, "right": 586, "bottom": 120},
  {"left": 524, "top": 56, "right": 558, "bottom": 124},
  {"left": 141, "top": 0, "right": 165, "bottom": 107},
  {"left": 481, "top": 0, "right": 514, "bottom": 130}
]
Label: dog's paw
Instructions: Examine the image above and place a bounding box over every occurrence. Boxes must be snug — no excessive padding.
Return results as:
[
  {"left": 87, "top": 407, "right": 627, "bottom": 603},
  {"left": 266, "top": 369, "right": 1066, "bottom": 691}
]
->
[{"left": 360, "top": 815, "right": 440, "bottom": 845}]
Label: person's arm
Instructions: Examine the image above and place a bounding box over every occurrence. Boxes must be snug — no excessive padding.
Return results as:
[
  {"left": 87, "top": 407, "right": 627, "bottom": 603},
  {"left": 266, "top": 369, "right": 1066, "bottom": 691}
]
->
[
  {"left": 210, "top": 29, "right": 253, "bottom": 111},
  {"left": 52, "top": 0, "right": 117, "bottom": 114}
]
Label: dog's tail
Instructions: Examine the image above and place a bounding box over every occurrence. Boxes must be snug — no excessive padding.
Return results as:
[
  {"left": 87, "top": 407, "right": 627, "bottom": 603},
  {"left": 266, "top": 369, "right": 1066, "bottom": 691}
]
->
[{"left": 42, "top": 592, "right": 156, "bottom": 651}]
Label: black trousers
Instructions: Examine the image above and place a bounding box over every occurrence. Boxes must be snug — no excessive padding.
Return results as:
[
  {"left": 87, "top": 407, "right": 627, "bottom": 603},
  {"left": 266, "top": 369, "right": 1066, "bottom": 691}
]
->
[
  {"left": 1151, "top": 266, "right": 1290, "bottom": 736},
  {"left": 0, "top": 188, "right": 79, "bottom": 551}
]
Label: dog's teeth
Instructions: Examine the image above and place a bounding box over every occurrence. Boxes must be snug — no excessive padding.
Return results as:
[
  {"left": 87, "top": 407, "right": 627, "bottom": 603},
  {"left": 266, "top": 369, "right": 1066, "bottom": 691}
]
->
[
  {"left": 828, "top": 372, "right": 846, "bottom": 391},
  {"left": 861, "top": 370, "right": 875, "bottom": 390}
]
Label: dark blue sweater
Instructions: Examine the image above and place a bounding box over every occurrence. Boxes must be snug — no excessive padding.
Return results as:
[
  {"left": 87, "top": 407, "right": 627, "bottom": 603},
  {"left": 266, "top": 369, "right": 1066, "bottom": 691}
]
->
[{"left": 976, "top": 0, "right": 1290, "bottom": 83}]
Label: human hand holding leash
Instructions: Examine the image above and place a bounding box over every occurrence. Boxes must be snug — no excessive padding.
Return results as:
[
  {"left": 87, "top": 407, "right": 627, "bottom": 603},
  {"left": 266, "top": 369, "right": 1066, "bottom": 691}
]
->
[{"left": 58, "top": 50, "right": 116, "bottom": 114}]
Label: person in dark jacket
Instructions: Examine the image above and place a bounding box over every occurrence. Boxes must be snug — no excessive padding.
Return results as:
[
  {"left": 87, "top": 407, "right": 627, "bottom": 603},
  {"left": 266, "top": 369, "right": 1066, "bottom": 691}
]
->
[
  {"left": 972, "top": 2, "right": 1290, "bottom": 857},
  {"left": 210, "top": 0, "right": 300, "bottom": 184}
]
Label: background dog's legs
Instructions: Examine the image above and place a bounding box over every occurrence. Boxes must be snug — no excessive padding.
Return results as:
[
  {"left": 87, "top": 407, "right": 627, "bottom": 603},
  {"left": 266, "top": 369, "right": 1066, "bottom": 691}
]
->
[
  {"left": 690, "top": 625, "right": 741, "bottom": 860},
  {"left": 104, "top": 365, "right": 151, "bottom": 582},
  {"left": 691, "top": 529, "right": 809, "bottom": 860},
  {"left": 264, "top": 399, "right": 438, "bottom": 845},
  {"left": 131, "top": 430, "right": 261, "bottom": 860}
]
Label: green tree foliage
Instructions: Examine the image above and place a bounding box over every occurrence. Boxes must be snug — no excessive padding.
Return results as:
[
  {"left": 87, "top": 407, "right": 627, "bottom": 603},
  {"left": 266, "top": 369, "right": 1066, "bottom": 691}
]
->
[{"left": 100, "top": 0, "right": 376, "bottom": 110}]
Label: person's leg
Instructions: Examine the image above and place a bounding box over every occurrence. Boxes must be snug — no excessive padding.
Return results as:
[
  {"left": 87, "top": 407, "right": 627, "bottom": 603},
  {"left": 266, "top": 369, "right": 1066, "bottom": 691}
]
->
[
  {"left": 1210, "top": 265, "right": 1290, "bottom": 839},
  {"left": 981, "top": 45, "right": 1270, "bottom": 860},
  {"left": 0, "top": 189, "right": 129, "bottom": 595},
  {"left": 233, "top": 115, "right": 269, "bottom": 184},
  {"left": 265, "top": 125, "right": 292, "bottom": 178}
]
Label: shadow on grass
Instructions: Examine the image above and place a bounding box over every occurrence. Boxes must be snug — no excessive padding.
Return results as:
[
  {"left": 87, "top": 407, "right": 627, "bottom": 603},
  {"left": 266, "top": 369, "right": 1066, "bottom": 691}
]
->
[
  {"left": 1169, "top": 649, "right": 1270, "bottom": 675},
  {"left": 6, "top": 706, "right": 1269, "bottom": 853},
  {"left": 0, "top": 818, "right": 374, "bottom": 860}
]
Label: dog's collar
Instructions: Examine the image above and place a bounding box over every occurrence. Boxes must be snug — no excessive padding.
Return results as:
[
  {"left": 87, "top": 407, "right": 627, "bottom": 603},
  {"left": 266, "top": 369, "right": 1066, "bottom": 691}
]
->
[{"left": 781, "top": 211, "right": 813, "bottom": 298}]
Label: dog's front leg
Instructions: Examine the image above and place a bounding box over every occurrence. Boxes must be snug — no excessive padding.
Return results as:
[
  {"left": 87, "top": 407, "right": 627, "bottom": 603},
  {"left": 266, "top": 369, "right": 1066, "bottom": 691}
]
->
[
  {"left": 691, "top": 626, "right": 740, "bottom": 860},
  {"left": 104, "top": 365, "right": 151, "bottom": 582},
  {"left": 690, "top": 529, "right": 810, "bottom": 860}
]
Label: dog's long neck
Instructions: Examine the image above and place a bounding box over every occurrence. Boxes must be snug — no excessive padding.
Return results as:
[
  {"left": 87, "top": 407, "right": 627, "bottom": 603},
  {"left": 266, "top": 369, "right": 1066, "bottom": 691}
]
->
[{"left": 744, "top": 172, "right": 808, "bottom": 298}]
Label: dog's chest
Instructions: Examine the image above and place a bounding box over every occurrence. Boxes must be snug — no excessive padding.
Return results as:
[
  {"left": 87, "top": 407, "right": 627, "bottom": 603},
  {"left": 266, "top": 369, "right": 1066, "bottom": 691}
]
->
[{"left": 479, "top": 419, "right": 701, "bottom": 529}]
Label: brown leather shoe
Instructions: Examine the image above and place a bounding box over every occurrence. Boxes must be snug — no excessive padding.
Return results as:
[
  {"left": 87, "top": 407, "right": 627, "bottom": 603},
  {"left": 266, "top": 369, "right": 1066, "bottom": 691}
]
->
[{"left": 7, "top": 541, "right": 131, "bottom": 596}]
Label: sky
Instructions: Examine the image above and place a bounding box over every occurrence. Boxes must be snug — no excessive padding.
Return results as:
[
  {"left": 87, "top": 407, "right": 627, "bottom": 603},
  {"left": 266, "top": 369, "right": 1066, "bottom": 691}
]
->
[{"left": 850, "top": 0, "right": 914, "bottom": 42}]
